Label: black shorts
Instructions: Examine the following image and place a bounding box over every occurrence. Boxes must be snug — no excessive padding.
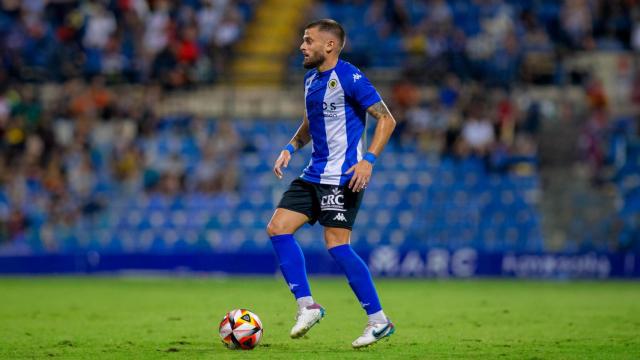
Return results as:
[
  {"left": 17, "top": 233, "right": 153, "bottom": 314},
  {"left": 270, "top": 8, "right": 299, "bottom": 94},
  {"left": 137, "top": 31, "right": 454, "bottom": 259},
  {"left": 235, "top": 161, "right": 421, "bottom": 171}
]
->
[{"left": 277, "top": 178, "right": 364, "bottom": 230}]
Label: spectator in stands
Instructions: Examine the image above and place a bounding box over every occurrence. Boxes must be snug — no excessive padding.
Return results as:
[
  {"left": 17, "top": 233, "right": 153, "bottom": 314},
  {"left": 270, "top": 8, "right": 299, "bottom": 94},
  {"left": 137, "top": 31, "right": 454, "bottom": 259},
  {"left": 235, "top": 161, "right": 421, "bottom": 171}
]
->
[
  {"left": 212, "top": 7, "right": 243, "bottom": 77},
  {"left": 633, "top": 12, "right": 640, "bottom": 51},
  {"left": 193, "top": 140, "right": 224, "bottom": 193},
  {"left": 580, "top": 76, "right": 610, "bottom": 185},
  {"left": 494, "top": 88, "right": 517, "bottom": 145},
  {"left": 426, "top": 0, "right": 452, "bottom": 28},
  {"left": 144, "top": 0, "right": 172, "bottom": 59},
  {"left": 365, "top": 0, "right": 389, "bottom": 35},
  {"left": 561, "top": 0, "right": 594, "bottom": 49},
  {"left": 594, "top": 1, "right": 632, "bottom": 50},
  {"left": 197, "top": 0, "right": 224, "bottom": 45},
  {"left": 439, "top": 74, "right": 461, "bottom": 109},
  {"left": 461, "top": 99, "right": 496, "bottom": 157},
  {"left": 175, "top": 24, "right": 201, "bottom": 85},
  {"left": 83, "top": 2, "right": 117, "bottom": 50},
  {"left": 388, "top": 0, "right": 411, "bottom": 34},
  {"left": 6, "top": 208, "right": 28, "bottom": 243},
  {"left": 631, "top": 64, "right": 640, "bottom": 106},
  {"left": 488, "top": 31, "right": 521, "bottom": 88},
  {"left": 520, "top": 9, "right": 553, "bottom": 52},
  {"left": 151, "top": 42, "right": 182, "bottom": 89},
  {"left": 389, "top": 77, "right": 419, "bottom": 143},
  {"left": 158, "top": 152, "right": 186, "bottom": 196},
  {"left": 112, "top": 142, "right": 143, "bottom": 193},
  {"left": 406, "top": 99, "right": 449, "bottom": 154}
]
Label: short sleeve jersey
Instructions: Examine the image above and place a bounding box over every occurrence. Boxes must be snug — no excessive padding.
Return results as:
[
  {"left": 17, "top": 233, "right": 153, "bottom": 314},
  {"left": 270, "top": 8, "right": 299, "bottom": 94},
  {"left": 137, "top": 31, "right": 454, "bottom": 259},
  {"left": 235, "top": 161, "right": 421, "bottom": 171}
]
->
[{"left": 301, "top": 59, "right": 382, "bottom": 185}]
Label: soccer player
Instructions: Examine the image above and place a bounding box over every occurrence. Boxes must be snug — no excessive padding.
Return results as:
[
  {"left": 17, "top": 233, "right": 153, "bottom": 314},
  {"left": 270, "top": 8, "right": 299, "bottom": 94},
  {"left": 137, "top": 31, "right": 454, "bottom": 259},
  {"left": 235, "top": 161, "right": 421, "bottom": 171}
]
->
[{"left": 266, "top": 19, "right": 397, "bottom": 348}]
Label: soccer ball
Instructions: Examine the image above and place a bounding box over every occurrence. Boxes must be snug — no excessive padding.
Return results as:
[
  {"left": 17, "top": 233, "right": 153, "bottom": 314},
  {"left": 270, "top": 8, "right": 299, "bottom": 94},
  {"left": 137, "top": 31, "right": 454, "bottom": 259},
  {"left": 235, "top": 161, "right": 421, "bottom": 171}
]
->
[{"left": 218, "top": 309, "right": 263, "bottom": 350}]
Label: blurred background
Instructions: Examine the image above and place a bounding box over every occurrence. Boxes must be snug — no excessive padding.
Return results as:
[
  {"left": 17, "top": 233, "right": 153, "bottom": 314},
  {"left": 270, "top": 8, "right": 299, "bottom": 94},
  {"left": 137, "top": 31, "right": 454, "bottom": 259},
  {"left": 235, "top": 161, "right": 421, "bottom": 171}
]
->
[{"left": 0, "top": 0, "right": 639, "bottom": 277}]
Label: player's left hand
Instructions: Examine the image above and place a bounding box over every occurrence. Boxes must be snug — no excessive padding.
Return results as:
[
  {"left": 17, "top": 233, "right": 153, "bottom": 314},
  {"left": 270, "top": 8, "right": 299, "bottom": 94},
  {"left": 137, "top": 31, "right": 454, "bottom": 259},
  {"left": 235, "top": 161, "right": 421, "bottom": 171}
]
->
[{"left": 346, "top": 160, "right": 373, "bottom": 192}]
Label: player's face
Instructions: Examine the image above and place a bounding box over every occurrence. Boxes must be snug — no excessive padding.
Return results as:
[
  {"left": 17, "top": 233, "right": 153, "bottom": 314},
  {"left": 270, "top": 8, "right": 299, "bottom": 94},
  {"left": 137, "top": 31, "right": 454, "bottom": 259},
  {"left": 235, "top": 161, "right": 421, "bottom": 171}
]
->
[{"left": 300, "top": 28, "right": 326, "bottom": 69}]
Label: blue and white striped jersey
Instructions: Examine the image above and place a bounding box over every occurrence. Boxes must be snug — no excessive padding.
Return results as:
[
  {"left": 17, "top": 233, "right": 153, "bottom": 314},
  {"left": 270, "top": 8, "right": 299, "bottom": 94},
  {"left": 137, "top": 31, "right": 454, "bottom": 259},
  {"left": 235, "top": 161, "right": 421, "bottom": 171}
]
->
[{"left": 301, "top": 59, "right": 381, "bottom": 186}]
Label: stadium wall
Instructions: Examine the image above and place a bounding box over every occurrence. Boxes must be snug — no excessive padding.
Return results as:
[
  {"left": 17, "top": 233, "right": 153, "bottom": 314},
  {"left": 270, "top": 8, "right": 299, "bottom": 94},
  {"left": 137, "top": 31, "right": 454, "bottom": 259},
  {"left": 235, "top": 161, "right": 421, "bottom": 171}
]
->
[{"left": 1, "top": 249, "right": 638, "bottom": 278}]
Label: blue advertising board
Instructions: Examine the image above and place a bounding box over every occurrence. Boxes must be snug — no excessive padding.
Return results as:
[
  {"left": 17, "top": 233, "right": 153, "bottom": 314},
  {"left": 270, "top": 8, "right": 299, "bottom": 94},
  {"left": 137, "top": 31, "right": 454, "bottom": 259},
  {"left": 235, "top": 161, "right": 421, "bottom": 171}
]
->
[{"left": 1, "top": 247, "right": 639, "bottom": 278}]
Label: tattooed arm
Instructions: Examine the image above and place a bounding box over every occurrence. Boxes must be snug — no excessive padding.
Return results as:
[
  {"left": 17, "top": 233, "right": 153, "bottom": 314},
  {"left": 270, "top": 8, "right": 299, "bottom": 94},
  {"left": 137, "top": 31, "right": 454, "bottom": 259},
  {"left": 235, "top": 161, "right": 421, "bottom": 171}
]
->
[
  {"left": 274, "top": 114, "right": 311, "bottom": 179},
  {"left": 346, "top": 100, "right": 396, "bottom": 191},
  {"left": 364, "top": 100, "right": 396, "bottom": 157}
]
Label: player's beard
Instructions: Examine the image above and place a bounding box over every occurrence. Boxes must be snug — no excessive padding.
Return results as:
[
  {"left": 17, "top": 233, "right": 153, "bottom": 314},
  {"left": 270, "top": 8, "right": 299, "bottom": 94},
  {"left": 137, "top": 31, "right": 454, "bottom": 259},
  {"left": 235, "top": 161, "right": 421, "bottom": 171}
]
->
[{"left": 303, "top": 52, "right": 325, "bottom": 69}]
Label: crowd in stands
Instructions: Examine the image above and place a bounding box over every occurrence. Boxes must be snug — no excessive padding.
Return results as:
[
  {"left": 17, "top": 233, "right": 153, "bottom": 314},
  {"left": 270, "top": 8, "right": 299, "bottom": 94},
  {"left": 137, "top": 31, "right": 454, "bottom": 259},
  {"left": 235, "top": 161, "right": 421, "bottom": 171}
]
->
[
  {"left": 0, "top": 0, "right": 255, "bottom": 87},
  {"left": 317, "top": 0, "right": 640, "bottom": 85},
  {"left": 388, "top": 73, "right": 540, "bottom": 173},
  {"left": 0, "top": 80, "right": 245, "bottom": 243},
  {"left": 0, "top": 0, "right": 255, "bottom": 242}
]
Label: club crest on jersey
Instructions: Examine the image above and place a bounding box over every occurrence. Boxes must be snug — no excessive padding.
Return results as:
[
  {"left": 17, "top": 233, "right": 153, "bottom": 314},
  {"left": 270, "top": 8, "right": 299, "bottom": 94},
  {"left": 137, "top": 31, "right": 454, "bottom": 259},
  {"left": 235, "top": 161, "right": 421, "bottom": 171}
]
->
[{"left": 328, "top": 79, "right": 338, "bottom": 89}]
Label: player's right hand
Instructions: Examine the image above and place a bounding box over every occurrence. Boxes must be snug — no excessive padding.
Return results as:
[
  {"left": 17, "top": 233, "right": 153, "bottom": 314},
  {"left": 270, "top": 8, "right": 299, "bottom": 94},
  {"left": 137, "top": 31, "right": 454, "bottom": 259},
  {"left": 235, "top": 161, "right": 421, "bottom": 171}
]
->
[{"left": 273, "top": 150, "right": 292, "bottom": 179}]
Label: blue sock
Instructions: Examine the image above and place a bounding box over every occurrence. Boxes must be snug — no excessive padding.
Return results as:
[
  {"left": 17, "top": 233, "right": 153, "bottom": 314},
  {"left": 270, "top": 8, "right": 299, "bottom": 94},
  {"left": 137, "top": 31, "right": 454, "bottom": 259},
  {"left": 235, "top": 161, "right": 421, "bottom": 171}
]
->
[
  {"left": 329, "top": 244, "right": 382, "bottom": 315},
  {"left": 270, "top": 234, "right": 312, "bottom": 300}
]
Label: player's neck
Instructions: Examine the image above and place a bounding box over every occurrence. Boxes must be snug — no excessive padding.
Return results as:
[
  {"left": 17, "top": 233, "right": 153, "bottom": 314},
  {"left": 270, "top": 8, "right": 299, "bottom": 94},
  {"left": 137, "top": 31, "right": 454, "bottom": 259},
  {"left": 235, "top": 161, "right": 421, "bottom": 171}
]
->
[{"left": 317, "top": 57, "right": 339, "bottom": 73}]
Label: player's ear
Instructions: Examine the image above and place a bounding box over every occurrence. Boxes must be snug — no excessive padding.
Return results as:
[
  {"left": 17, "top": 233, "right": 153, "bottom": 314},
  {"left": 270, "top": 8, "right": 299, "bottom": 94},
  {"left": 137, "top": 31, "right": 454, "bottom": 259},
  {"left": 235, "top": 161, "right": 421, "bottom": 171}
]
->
[{"left": 325, "top": 39, "right": 335, "bottom": 53}]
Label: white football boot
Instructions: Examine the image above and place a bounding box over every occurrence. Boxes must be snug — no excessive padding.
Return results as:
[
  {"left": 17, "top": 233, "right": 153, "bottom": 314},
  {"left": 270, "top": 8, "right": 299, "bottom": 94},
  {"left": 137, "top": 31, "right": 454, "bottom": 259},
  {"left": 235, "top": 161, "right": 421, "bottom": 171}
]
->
[
  {"left": 352, "top": 318, "right": 395, "bottom": 348},
  {"left": 290, "top": 303, "right": 325, "bottom": 338}
]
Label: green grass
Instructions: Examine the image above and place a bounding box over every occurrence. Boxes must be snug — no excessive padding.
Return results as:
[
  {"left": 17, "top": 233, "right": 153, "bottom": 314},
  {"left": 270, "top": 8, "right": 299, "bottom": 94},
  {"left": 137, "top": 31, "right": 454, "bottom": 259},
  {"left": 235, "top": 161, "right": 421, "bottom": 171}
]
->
[{"left": 1, "top": 277, "right": 639, "bottom": 359}]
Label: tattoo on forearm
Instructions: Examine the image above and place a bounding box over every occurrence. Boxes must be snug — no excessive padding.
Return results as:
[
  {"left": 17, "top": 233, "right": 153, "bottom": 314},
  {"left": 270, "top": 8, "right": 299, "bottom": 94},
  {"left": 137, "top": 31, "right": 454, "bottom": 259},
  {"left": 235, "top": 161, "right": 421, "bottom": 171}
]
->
[
  {"left": 367, "top": 101, "right": 392, "bottom": 120},
  {"left": 365, "top": 100, "right": 396, "bottom": 156}
]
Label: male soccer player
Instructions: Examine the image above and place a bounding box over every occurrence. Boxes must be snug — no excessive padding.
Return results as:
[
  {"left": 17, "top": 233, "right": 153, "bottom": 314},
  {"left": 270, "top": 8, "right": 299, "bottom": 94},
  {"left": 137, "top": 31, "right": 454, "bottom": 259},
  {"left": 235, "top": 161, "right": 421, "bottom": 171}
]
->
[{"left": 266, "top": 19, "right": 396, "bottom": 348}]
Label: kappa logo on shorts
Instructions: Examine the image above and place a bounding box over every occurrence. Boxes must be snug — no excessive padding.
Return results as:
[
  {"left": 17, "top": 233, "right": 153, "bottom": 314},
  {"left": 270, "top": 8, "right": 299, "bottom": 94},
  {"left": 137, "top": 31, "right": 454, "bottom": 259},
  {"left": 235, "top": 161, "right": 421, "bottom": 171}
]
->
[
  {"left": 321, "top": 187, "right": 345, "bottom": 212},
  {"left": 333, "top": 213, "right": 347, "bottom": 222}
]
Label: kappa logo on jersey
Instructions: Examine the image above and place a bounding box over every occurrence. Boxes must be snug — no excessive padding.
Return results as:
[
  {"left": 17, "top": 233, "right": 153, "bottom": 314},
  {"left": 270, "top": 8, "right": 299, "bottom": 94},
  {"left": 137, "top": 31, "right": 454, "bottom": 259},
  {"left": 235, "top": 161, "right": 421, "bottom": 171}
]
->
[
  {"left": 321, "top": 187, "right": 345, "bottom": 212},
  {"left": 353, "top": 73, "right": 362, "bottom": 82},
  {"left": 333, "top": 213, "right": 347, "bottom": 222}
]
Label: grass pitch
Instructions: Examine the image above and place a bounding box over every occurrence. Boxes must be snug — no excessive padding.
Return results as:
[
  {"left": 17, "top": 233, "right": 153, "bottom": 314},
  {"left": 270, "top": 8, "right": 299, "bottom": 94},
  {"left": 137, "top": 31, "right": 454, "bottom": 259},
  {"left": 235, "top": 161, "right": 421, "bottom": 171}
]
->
[{"left": 1, "top": 277, "right": 639, "bottom": 359}]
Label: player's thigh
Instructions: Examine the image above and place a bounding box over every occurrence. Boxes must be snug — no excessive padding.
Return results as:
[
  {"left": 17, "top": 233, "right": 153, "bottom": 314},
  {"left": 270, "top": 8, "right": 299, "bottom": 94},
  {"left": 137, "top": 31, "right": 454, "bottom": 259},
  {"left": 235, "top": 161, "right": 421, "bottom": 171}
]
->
[
  {"left": 324, "top": 226, "right": 352, "bottom": 249},
  {"left": 266, "top": 208, "right": 310, "bottom": 236}
]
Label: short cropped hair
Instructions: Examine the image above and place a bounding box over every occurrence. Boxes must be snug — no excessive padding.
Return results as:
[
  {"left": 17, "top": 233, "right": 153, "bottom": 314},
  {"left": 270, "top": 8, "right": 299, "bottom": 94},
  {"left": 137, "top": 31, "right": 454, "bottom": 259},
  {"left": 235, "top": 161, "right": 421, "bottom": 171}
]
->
[{"left": 305, "top": 19, "right": 346, "bottom": 49}]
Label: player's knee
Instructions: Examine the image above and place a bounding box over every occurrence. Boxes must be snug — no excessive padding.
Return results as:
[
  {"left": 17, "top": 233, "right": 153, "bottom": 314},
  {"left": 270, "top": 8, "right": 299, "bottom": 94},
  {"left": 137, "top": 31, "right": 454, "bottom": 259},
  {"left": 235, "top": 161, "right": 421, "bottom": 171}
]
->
[
  {"left": 325, "top": 239, "right": 349, "bottom": 249},
  {"left": 266, "top": 219, "right": 287, "bottom": 237},
  {"left": 324, "top": 229, "right": 350, "bottom": 249}
]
